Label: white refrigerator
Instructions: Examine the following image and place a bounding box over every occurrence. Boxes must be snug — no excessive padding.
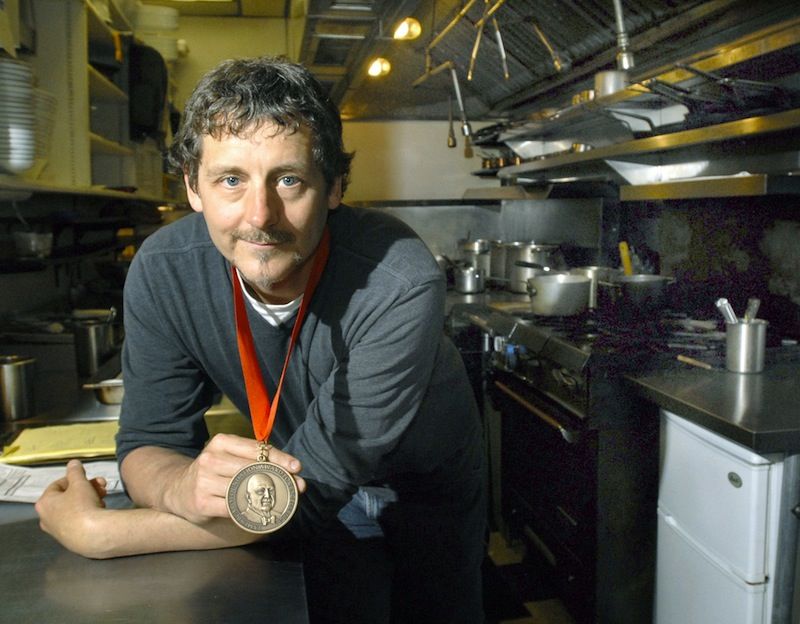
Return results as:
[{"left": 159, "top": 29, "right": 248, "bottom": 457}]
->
[{"left": 655, "top": 410, "right": 793, "bottom": 624}]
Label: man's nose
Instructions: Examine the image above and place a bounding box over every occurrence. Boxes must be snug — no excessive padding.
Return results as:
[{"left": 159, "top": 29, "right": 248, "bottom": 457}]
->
[{"left": 245, "top": 184, "right": 280, "bottom": 228}]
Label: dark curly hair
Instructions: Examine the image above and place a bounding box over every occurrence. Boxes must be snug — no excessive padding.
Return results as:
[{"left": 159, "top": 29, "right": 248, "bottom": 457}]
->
[{"left": 169, "top": 56, "right": 353, "bottom": 195}]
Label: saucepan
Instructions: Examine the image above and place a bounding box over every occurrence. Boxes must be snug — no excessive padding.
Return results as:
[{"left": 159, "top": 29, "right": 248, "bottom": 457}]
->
[
  {"left": 600, "top": 274, "right": 675, "bottom": 311},
  {"left": 505, "top": 242, "right": 567, "bottom": 293},
  {"left": 526, "top": 273, "right": 591, "bottom": 316}
]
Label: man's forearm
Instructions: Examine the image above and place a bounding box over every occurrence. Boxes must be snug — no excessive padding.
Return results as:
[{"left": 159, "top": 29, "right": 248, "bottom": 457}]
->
[
  {"left": 84, "top": 507, "right": 260, "bottom": 559},
  {"left": 120, "top": 445, "right": 195, "bottom": 514}
]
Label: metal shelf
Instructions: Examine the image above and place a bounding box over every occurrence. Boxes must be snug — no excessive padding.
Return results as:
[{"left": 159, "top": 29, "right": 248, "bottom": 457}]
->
[{"left": 497, "top": 108, "right": 800, "bottom": 193}]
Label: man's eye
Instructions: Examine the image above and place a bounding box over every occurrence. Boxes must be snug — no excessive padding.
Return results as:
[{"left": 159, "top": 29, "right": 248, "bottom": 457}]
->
[
  {"left": 222, "top": 176, "right": 240, "bottom": 187},
  {"left": 279, "top": 175, "right": 300, "bottom": 187}
]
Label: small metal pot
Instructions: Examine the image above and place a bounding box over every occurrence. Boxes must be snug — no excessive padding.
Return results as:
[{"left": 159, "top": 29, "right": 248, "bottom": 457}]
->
[
  {"left": 454, "top": 266, "right": 485, "bottom": 294},
  {"left": 526, "top": 274, "right": 591, "bottom": 316}
]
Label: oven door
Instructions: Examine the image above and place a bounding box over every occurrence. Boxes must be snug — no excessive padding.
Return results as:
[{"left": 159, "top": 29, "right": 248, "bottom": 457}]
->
[{"left": 490, "top": 368, "right": 597, "bottom": 624}]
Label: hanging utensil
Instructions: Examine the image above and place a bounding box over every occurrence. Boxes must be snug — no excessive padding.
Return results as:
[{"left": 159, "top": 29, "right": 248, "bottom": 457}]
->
[
  {"left": 491, "top": 15, "right": 509, "bottom": 80},
  {"left": 531, "top": 20, "right": 566, "bottom": 73},
  {"left": 450, "top": 66, "right": 472, "bottom": 138},
  {"left": 447, "top": 95, "right": 457, "bottom": 148},
  {"left": 467, "top": 1, "right": 488, "bottom": 82}
]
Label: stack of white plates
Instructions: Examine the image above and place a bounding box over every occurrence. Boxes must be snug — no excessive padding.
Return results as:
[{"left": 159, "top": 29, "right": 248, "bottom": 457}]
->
[{"left": 0, "top": 58, "right": 35, "bottom": 174}]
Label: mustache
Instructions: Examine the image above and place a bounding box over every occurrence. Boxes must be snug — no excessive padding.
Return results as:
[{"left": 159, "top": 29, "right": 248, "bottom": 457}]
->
[{"left": 233, "top": 229, "right": 295, "bottom": 245}]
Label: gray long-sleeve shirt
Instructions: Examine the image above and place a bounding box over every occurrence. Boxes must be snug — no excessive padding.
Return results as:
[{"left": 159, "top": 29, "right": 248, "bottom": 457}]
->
[{"left": 116, "top": 205, "right": 482, "bottom": 534}]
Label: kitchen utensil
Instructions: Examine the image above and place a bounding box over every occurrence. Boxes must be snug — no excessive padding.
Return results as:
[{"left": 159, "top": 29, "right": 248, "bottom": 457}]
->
[
  {"left": 489, "top": 240, "right": 506, "bottom": 280},
  {"left": 454, "top": 266, "right": 485, "bottom": 294},
  {"left": 569, "top": 266, "right": 621, "bottom": 308},
  {"left": 609, "top": 274, "right": 673, "bottom": 311},
  {"left": 715, "top": 298, "right": 739, "bottom": 325},
  {"left": 594, "top": 70, "right": 628, "bottom": 97},
  {"left": 725, "top": 319, "right": 768, "bottom": 373},
  {"left": 83, "top": 377, "right": 124, "bottom": 405},
  {"left": 505, "top": 242, "right": 566, "bottom": 293},
  {"left": 73, "top": 319, "right": 115, "bottom": 377},
  {"left": 677, "top": 354, "right": 714, "bottom": 370},
  {"left": 460, "top": 239, "right": 491, "bottom": 277},
  {"left": 743, "top": 298, "right": 761, "bottom": 323},
  {"left": 618, "top": 241, "right": 633, "bottom": 276},
  {"left": 526, "top": 273, "right": 591, "bottom": 316},
  {"left": 447, "top": 95, "right": 457, "bottom": 148},
  {"left": 0, "top": 355, "right": 36, "bottom": 421}
]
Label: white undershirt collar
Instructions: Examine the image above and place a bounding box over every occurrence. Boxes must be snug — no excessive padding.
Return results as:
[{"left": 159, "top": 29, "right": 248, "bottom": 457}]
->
[{"left": 235, "top": 268, "right": 302, "bottom": 327}]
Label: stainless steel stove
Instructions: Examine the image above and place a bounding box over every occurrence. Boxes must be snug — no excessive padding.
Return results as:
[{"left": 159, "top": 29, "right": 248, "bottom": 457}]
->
[{"left": 448, "top": 304, "right": 712, "bottom": 624}]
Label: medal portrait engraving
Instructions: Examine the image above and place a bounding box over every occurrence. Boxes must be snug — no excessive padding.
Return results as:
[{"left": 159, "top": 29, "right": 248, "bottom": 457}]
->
[{"left": 226, "top": 462, "right": 298, "bottom": 534}]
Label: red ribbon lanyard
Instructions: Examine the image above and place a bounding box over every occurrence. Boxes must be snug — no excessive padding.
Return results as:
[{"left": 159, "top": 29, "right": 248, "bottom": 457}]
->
[{"left": 231, "top": 227, "right": 330, "bottom": 442}]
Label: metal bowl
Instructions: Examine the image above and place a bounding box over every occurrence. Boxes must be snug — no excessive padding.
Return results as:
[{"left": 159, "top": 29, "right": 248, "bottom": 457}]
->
[{"left": 83, "top": 378, "right": 124, "bottom": 405}]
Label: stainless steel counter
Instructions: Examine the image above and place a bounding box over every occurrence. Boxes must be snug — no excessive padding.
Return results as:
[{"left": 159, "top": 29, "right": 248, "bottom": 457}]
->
[
  {"left": 0, "top": 496, "right": 308, "bottom": 623},
  {"left": 628, "top": 354, "right": 800, "bottom": 454}
]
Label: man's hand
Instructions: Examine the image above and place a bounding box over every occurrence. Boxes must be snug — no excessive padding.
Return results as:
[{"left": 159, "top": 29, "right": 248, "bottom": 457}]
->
[
  {"left": 35, "top": 460, "right": 110, "bottom": 557},
  {"left": 123, "top": 434, "right": 306, "bottom": 525}
]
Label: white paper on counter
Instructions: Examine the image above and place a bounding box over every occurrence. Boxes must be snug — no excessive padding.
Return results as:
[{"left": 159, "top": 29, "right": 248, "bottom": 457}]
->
[{"left": 0, "top": 460, "right": 122, "bottom": 503}]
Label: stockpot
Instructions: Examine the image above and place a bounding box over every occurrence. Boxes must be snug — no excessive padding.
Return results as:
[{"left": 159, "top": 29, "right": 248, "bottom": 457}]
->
[
  {"left": 489, "top": 240, "right": 506, "bottom": 280},
  {"left": 454, "top": 265, "right": 485, "bottom": 294},
  {"left": 505, "top": 242, "right": 566, "bottom": 293},
  {"left": 526, "top": 273, "right": 591, "bottom": 316},
  {"left": 569, "top": 266, "right": 621, "bottom": 308},
  {"left": 460, "top": 239, "right": 491, "bottom": 278}
]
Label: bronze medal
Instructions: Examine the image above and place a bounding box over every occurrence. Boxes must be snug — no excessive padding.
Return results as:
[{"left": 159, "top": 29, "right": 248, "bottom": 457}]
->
[{"left": 226, "top": 444, "right": 298, "bottom": 534}]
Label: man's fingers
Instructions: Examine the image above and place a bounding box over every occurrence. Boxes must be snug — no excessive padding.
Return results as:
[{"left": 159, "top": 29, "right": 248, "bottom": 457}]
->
[
  {"left": 266, "top": 445, "right": 302, "bottom": 474},
  {"left": 65, "top": 458, "right": 88, "bottom": 481}
]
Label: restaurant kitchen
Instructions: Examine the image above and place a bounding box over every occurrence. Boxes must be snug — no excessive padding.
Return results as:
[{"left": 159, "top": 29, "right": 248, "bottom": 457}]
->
[{"left": 2, "top": 1, "right": 800, "bottom": 623}]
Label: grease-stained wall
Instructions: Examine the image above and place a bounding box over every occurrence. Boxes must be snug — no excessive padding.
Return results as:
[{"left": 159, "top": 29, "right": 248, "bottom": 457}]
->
[{"left": 620, "top": 196, "right": 800, "bottom": 337}]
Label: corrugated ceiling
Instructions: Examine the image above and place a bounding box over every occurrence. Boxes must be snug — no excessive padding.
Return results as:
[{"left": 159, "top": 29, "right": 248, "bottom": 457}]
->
[{"left": 141, "top": 0, "right": 800, "bottom": 121}]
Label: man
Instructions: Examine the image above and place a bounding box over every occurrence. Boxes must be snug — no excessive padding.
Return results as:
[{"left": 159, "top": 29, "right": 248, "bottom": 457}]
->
[
  {"left": 243, "top": 472, "right": 277, "bottom": 527},
  {"left": 36, "top": 56, "right": 486, "bottom": 623}
]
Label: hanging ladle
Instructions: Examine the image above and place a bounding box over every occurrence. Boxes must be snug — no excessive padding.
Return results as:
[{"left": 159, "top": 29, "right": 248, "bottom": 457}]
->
[{"left": 447, "top": 95, "right": 457, "bottom": 148}]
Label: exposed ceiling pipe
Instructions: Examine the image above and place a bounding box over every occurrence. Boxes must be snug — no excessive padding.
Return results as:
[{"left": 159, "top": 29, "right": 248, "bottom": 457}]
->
[{"left": 612, "top": 0, "right": 635, "bottom": 70}]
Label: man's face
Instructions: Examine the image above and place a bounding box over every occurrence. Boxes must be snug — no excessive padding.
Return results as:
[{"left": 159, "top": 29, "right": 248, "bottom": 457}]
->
[
  {"left": 247, "top": 473, "right": 275, "bottom": 512},
  {"left": 185, "top": 122, "right": 341, "bottom": 304}
]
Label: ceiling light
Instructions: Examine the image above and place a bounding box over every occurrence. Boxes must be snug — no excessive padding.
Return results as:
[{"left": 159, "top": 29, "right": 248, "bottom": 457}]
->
[
  {"left": 367, "top": 57, "right": 391, "bottom": 77},
  {"left": 393, "top": 17, "right": 421, "bottom": 40}
]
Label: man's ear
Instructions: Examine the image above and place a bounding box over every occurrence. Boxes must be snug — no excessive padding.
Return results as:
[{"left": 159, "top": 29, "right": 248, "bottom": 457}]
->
[
  {"left": 327, "top": 177, "right": 343, "bottom": 210},
  {"left": 185, "top": 173, "right": 203, "bottom": 213}
]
